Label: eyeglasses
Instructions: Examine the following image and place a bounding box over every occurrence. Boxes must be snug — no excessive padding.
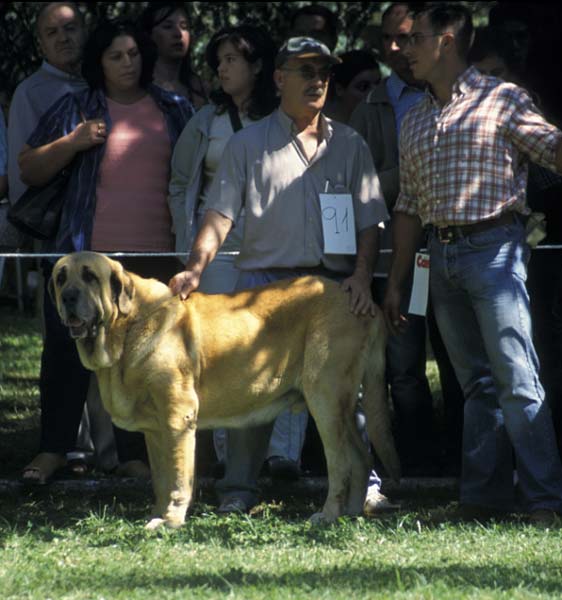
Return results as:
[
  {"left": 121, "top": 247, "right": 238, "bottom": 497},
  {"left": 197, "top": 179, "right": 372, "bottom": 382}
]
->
[
  {"left": 406, "top": 32, "right": 452, "bottom": 47},
  {"left": 280, "top": 65, "right": 333, "bottom": 81}
]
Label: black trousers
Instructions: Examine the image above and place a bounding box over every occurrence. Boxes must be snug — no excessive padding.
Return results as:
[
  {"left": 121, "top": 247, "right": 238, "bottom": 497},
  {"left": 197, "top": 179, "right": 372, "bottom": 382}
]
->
[{"left": 39, "top": 259, "right": 91, "bottom": 454}]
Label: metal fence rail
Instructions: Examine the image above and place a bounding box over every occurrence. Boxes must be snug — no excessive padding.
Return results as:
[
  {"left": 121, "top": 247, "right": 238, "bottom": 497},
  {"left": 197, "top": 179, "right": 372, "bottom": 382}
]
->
[{"left": 1, "top": 246, "right": 562, "bottom": 260}]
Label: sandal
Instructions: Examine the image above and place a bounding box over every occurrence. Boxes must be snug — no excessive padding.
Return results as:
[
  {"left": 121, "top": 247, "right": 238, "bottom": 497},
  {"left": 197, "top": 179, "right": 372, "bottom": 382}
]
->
[{"left": 20, "top": 452, "right": 67, "bottom": 486}]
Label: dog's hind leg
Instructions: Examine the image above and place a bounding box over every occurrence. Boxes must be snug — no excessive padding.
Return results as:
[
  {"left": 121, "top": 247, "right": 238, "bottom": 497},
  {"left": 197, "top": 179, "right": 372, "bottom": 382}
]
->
[{"left": 304, "top": 383, "right": 362, "bottom": 523}]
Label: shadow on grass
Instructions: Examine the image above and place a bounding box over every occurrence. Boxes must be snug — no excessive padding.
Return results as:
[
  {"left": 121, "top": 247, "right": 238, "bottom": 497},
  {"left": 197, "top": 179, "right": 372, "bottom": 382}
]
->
[
  {"left": 8, "top": 561, "right": 562, "bottom": 597},
  {"left": 0, "top": 488, "right": 153, "bottom": 529},
  {"left": 3, "top": 490, "right": 562, "bottom": 596}
]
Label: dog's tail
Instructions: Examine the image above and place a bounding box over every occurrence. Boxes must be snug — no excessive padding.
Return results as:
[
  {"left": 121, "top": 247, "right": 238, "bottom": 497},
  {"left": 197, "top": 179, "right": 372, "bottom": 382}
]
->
[{"left": 361, "top": 314, "right": 401, "bottom": 481}]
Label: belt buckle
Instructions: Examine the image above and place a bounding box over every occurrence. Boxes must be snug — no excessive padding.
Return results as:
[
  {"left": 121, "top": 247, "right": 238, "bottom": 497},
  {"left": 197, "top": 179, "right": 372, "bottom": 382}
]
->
[{"left": 437, "top": 227, "right": 454, "bottom": 244}]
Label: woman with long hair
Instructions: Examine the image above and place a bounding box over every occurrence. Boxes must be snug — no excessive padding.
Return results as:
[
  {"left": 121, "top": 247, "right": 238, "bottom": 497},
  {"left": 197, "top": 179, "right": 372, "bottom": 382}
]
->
[
  {"left": 140, "top": 2, "right": 208, "bottom": 109},
  {"left": 169, "top": 23, "right": 277, "bottom": 289},
  {"left": 18, "top": 20, "right": 192, "bottom": 483}
]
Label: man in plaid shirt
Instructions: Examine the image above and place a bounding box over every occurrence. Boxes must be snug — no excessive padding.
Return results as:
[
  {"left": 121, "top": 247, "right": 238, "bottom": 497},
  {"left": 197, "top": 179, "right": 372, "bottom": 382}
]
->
[{"left": 384, "top": 3, "right": 562, "bottom": 524}]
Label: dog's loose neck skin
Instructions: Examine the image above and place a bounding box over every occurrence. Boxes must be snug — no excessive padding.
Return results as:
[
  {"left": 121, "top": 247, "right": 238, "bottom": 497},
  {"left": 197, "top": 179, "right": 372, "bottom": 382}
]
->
[{"left": 77, "top": 272, "right": 172, "bottom": 371}]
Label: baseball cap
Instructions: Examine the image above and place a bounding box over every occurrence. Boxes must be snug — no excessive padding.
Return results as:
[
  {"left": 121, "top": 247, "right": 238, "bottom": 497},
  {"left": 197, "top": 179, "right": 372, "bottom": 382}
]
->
[{"left": 275, "top": 36, "right": 342, "bottom": 68}]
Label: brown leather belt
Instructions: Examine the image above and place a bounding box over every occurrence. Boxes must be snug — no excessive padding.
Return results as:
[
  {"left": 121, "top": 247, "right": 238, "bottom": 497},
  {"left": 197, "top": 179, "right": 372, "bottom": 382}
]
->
[{"left": 433, "top": 212, "right": 518, "bottom": 244}]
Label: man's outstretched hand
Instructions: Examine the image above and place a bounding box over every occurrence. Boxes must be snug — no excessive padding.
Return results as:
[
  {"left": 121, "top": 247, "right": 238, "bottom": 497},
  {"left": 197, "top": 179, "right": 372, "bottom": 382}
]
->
[{"left": 169, "top": 270, "right": 201, "bottom": 301}]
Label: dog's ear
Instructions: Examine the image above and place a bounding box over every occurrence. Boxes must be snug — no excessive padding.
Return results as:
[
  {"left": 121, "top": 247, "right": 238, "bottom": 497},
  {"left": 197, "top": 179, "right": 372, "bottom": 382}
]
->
[
  {"left": 48, "top": 265, "right": 65, "bottom": 305},
  {"left": 110, "top": 267, "right": 135, "bottom": 315},
  {"left": 47, "top": 277, "right": 56, "bottom": 304}
]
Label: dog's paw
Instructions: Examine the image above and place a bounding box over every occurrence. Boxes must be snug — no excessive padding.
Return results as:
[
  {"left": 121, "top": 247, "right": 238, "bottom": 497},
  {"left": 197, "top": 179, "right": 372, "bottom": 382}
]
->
[
  {"left": 145, "top": 516, "right": 185, "bottom": 530},
  {"left": 145, "top": 518, "right": 166, "bottom": 531}
]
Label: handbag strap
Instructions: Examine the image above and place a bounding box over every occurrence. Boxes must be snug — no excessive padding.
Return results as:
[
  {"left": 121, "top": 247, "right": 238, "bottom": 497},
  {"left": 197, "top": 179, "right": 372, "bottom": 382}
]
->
[{"left": 227, "top": 104, "right": 243, "bottom": 133}]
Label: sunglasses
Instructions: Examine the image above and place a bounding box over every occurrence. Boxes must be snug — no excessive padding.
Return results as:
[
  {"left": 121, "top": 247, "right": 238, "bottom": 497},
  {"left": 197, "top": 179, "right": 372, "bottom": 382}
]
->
[{"left": 281, "top": 65, "right": 333, "bottom": 81}]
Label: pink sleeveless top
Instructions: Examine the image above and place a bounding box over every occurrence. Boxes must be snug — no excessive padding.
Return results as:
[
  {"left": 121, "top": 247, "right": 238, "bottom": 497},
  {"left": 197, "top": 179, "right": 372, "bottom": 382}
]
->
[{"left": 91, "top": 95, "right": 173, "bottom": 252}]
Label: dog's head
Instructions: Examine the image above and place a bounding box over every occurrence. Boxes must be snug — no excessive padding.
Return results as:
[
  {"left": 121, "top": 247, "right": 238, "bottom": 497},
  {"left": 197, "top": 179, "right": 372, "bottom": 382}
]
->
[{"left": 49, "top": 252, "right": 135, "bottom": 342}]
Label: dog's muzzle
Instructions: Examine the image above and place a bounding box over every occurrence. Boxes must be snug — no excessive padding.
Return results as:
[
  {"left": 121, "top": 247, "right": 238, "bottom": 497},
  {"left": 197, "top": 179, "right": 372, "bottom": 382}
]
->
[{"left": 60, "top": 287, "right": 100, "bottom": 340}]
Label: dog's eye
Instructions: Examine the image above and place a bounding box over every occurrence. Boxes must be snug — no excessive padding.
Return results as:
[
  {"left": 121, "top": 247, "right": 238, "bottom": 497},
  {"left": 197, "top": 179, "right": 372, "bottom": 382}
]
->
[
  {"left": 82, "top": 268, "right": 98, "bottom": 284},
  {"left": 56, "top": 271, "right": 66, "bottom": 287}
]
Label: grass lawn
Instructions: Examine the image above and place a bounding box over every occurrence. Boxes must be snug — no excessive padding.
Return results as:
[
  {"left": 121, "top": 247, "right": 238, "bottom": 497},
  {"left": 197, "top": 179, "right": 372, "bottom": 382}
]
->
[
  {"left": 1, "top": 306, "right": 562, "bottom": 600},
  {"left": 0, "top": 307, "right": 42, "bottom": 478}
]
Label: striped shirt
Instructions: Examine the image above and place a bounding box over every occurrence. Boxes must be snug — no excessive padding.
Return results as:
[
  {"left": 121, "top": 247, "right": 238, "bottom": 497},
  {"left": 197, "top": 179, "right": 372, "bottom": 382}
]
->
[{"left": 395, "top": 66, "right": 562, "bottom": 226}]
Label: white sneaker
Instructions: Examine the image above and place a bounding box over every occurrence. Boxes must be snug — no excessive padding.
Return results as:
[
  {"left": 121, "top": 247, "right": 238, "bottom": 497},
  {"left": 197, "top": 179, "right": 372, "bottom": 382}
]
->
[{"left": 363, "top": 487, "right": 401, "bottom": 515}]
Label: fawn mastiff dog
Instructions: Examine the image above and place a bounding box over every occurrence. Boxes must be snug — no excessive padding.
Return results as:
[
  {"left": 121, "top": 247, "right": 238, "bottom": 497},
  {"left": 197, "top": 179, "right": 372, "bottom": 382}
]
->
[{"left": 50, "top": 251, "right": 400, "bottom": 529}]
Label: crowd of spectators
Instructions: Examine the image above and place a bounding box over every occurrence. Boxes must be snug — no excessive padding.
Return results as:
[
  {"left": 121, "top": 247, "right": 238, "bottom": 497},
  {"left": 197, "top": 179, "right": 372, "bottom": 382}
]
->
[{"left": 1, "top": 1, "right": 562, "bottom": 525}]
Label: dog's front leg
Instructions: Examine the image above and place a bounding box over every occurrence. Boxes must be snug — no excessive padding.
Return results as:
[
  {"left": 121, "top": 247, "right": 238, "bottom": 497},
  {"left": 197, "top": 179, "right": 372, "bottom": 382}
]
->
[
  {"left": 144, "top": 403, "right": 198, "bottom": 530},
  {"left": 144, "top": 430, "right": 171, "bottom": 526}
]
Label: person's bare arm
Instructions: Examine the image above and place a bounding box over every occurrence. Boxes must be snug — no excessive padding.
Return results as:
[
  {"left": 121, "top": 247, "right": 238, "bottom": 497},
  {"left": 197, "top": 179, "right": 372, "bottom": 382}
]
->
[
  {"left": 18, "top": 120, "right": 106, "bottom": 187},
  {"left": 341, "top": 224, "right": 379, "bottom": 317},
  {"left": 169, "top": 209, "right": 233, "bottom": 300},
  {"left": 383, "top": 212, "right": 423, "bottom": 335}
]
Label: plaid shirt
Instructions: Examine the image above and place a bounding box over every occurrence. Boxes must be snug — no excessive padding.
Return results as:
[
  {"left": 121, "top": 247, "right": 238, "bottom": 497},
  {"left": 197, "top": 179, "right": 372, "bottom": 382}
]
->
[{"left": 395, "top": 66, "right": 562, "bottom": 226}]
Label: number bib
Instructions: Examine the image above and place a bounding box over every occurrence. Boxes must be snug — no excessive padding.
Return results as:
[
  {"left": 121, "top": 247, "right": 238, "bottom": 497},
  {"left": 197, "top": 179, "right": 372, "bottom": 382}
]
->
[{"left": 319, "top": 193, "right": 357, "bottom": 255}]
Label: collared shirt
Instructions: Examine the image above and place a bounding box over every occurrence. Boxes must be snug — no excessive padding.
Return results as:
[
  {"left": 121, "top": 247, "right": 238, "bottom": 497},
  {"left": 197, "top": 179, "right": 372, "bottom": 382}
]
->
[
  {"left": 7, "top": 61, "right": 88, "bottom": 203},
  {"left": 385, "top": 72, "right": 424, "bottom": 138},
  {"left": 206, "top": 108, "right": 388, "bottom": 274},
  {"left": 395, "top": 66, "right": 562, "bottom": 226},
  {"left": 27, "top": 85, "right": 193, "bottom": 252}
]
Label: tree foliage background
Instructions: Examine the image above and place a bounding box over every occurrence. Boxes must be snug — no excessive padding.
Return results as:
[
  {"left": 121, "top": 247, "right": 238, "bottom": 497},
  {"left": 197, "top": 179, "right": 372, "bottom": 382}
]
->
[{"left": 0, "top": 1, "right": 496, "bottom": 106}]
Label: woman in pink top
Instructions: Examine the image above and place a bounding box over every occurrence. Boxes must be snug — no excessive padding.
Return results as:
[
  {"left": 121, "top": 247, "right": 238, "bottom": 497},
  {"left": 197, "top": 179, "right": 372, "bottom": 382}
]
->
[{"left": 19, "top": 20, "right": 192, "bottom": 484}]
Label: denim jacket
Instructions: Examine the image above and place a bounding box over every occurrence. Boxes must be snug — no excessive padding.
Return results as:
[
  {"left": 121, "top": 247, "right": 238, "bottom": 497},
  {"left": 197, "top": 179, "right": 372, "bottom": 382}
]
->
[{"left": 27, "top": 85, "right": 193, "bottom": 253}]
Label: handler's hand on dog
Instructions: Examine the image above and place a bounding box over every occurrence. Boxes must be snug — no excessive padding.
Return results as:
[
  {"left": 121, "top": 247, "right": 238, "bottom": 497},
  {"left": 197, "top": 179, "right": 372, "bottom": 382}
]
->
[
  {"left": 383, "top": 284, "right": 408, "bottom": 335},
  {"left": 169, "top": 270, "right": 201, "bottom": 301},
  {"left": 341, "top": 274, "right": 376, "bottom": 317}
]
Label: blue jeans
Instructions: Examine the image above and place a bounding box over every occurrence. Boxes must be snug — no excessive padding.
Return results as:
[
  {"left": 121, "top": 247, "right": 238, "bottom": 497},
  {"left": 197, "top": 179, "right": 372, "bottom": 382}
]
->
[{"left": 429, "top": 220, "right": 562, "bottom": 512}]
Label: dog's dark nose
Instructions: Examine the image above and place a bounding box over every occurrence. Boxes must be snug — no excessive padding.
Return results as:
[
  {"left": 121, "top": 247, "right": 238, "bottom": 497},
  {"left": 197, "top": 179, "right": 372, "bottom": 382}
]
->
[{"left": 61, "top": 287, "right": 80, "bottom": 308}]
